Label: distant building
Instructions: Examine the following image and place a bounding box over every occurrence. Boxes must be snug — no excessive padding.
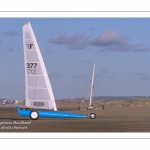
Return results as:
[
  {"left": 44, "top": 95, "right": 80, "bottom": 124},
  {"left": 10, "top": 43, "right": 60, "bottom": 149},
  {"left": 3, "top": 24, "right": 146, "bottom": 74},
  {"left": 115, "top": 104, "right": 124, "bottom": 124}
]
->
[{"left": 0, "top": 99, "right": 24, "bottom": 106}]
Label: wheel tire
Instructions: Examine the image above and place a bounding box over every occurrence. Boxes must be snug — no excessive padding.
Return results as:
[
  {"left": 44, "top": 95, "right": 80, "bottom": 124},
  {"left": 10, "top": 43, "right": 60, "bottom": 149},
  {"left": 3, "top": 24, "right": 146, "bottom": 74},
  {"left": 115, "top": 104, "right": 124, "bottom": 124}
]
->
[
  {"left": 90, "top": 113, "right": 96, "bottom": 119},
  {"left": 30, "top": 110, "right": 39, "bottom": 120}
]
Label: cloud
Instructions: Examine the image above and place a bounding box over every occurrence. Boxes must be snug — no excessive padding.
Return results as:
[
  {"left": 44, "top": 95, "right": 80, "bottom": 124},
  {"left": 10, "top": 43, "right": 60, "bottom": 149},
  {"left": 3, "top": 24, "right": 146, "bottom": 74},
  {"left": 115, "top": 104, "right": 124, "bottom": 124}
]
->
[
  {"left": 133, "top": 72, "right": 150, "bottom": 80},
  {"left": 91, "top": 30, "right": 132, "bottom": 52},
  {"left": 72, "top": 75, "right": 86, "bottom": 79},
  {"left": 101, "top": 67, "right": 108, "bottom": 71},
  {"left": 7, "top": 47, "right": 14, "bottom": 51},
  {"left": 89, "top": 27, "right": 96, "bottom": 31},
  {"left": 100, "top": 67, "right": 108, "bottom": 73},
  {"left": 1, "top": 31, "right": 18, "bottom": 36},
  {"left": 48, "top": 71, "right": 62, "bottom": 77},
  {"left": 106, "top": 76, "right": 115, "bottom": 79},
  {"left": 141, "top": 75, "right": 150, "bottom": 80},
  {"left": 48, "top": 33, "right": 90, "bottom": 50},
  {"left": 92, "top": 30, "right": 150, "bottom": 52},
  {"left": 92, "top": 30, "right": 127, "bottom": 46},
  {"left": 133, "top": 72, "right": 147, "bottom": 76},
  {"left": 133, "top": 44, "right": 150, "bottom": 52},
  {"left": 49, "top": 30, "right": 150, "bottom": 52}
]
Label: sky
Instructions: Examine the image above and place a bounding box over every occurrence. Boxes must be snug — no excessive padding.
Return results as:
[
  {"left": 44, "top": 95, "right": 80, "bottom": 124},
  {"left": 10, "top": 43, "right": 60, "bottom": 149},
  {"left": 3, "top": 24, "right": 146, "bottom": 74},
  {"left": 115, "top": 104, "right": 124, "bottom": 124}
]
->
[{"left": 1, "top": 18, "right": 150, "bottom": 100}]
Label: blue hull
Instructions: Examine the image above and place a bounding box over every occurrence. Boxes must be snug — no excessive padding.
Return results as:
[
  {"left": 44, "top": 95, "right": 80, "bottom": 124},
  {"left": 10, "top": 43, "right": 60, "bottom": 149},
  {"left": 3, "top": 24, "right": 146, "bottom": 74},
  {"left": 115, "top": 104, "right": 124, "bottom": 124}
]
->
[{"left": 16, "top": 106, "right": 87, "bottom": 119}]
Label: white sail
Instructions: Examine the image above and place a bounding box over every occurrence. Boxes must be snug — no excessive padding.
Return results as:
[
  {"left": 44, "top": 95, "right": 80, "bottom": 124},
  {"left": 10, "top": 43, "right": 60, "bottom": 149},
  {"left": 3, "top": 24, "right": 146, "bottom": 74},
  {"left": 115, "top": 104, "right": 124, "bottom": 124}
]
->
[
  {"left": 89, "top": 64, "right": 95, "bottom": 107},
  {"left": 22, "top": 22, "right": 57, "bottom": 111}
]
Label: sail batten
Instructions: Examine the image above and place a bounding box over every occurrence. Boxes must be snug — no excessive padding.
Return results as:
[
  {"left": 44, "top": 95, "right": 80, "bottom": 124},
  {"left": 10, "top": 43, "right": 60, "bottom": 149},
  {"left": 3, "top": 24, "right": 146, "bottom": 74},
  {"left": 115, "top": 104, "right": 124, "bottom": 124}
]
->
[{"left": 22, "top": 22, "right": 57, "bottom": 111}]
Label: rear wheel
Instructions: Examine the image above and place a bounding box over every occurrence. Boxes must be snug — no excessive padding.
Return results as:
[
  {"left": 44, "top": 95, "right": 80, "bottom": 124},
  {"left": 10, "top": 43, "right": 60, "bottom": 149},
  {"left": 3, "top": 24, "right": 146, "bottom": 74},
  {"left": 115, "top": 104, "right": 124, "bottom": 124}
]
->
[
  {"left": 30, "top": 110, "right": 39, "bottom": 120},
  {"left": 90, "top": 113, "right": 96, "bottom": 119}
]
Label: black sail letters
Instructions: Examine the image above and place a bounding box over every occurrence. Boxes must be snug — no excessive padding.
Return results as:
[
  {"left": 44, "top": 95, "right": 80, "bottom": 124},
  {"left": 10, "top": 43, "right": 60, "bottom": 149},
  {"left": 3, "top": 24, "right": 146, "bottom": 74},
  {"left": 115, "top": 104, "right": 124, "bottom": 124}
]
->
[{"left": 26, "top": 44, "right": 33, "bottom": 49}]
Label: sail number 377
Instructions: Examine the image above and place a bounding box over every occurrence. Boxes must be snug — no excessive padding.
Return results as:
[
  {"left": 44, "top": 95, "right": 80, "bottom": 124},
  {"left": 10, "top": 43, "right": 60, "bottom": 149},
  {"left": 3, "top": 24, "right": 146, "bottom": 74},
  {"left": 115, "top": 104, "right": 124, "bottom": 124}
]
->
[
  {"left": 27, "top": 63, "right": 37, "bottom": 68},
  {"left": 26, "top": 63, "right": 37, "bottom": 74}
]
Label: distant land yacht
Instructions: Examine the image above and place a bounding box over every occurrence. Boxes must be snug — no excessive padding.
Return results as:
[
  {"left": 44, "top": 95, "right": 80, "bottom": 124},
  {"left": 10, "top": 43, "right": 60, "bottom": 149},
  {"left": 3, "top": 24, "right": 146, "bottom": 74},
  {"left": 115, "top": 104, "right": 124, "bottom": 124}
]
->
[
  {"left": 87, "top": 64, "right": 95, "bottom": 110},
  {"left": 78, "top": 64, "right": 96, "bottom": 110}
]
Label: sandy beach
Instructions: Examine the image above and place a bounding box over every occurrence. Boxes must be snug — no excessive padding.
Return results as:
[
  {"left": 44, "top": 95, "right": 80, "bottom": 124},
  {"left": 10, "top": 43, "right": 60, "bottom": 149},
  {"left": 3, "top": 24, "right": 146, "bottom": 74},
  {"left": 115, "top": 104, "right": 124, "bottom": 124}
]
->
[{"left": 0, "top": 99, "right": 150, "bottom": 132}]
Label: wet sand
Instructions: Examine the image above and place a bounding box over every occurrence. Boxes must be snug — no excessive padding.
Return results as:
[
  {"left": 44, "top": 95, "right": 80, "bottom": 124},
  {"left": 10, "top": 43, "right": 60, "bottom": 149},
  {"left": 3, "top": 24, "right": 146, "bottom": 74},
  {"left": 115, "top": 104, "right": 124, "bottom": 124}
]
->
[{"left": 0, "top": 100, "right": 150, "bottom": 132}]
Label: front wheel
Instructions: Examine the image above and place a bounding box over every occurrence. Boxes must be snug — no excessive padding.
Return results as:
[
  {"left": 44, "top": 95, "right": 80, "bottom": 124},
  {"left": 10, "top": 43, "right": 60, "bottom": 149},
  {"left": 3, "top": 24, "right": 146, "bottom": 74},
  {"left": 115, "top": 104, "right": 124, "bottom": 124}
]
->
[
  {"left": 30, "top": 110, "right": 39, "bottom": 120},
  {"left": 90, "top": 113, "right": 96, "bottom": 119}
]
